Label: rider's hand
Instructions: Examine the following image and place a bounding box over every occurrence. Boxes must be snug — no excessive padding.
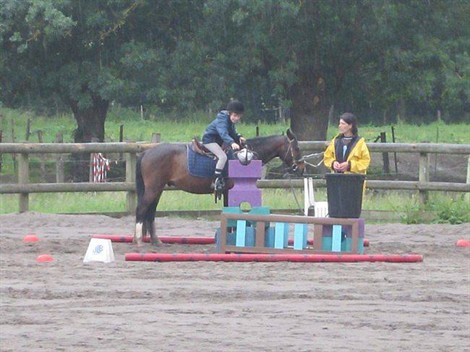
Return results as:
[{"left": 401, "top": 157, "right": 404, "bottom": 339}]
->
[{"left": 231, "top": 142, "right": 240, "bottom": 151}]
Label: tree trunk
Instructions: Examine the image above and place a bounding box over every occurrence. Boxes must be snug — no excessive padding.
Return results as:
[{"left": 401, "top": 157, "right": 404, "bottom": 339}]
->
[
  {"left": 69, "top": 95, "right": 109, "bottom": 181},
  {"left": 289, "top": 75, "right": 330, "bottom": 141}
]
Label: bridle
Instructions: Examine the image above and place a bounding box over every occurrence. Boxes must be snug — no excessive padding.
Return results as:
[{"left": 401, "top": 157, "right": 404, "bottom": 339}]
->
[{"left": 284, "top": 136, "right": 305, "bottom": 174}]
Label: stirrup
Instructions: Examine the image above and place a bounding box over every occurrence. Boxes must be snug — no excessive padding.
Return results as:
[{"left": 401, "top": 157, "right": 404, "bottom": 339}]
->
[{"left": 214, "top": 177, "right": 225, "bottom": 192}]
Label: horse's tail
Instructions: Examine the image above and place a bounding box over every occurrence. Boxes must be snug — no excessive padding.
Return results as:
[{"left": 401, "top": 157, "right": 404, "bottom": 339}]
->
[{"left": 135, "top": 153, "right": 145, "bottom": 205}]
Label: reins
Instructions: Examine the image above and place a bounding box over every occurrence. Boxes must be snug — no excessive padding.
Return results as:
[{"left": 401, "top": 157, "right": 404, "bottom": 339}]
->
[{"left": 302, "top": 152, "right": 325, "bottom": 168}]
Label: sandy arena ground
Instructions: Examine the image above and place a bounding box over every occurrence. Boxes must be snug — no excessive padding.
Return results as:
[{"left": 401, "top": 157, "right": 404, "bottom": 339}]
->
[{"left": 0, "top": 212, "right": 469, "bottom": 352}]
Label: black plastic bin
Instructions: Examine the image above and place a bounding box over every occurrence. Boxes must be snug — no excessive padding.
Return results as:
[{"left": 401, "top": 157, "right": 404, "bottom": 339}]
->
[{"left": 326, "top": 173, "right": 365, "bottom": 218}]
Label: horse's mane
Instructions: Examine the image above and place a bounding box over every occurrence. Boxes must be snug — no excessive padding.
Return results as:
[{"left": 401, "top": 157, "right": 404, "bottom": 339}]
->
[
  {"left": 245, "top": 134, "right": 288, "bottom": 164},
  {"left": 246, "top": 134, "right": 285, "bottom": 148}
]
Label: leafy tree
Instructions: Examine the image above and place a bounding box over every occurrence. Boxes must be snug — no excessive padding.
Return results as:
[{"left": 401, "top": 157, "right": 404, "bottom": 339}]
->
[
  {"left": 0, "top": 0, "right": 204, "bottom": 142},
  {"left": 0, "top": 0, "right": 203, "bottom": 179},
  {"left": 1, "top": 0, "right": 468, "bottom": 153},
  {"left": 2, "top": 0, "right": 124, "bottom": 142},
  {"left": 198, "top": 1, "right": 394, "bottom": 139},
  {"left": 198, "top": 0, "right": 469, "bottom": 133},
  {"left": 360, "top": 0, "right": 470, "bottom": 124}
]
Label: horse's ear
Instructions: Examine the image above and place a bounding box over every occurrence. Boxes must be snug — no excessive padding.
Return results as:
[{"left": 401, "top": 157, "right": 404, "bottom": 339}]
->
[{"left": 286, "top": 128, "right": 297, "bottom": 140}]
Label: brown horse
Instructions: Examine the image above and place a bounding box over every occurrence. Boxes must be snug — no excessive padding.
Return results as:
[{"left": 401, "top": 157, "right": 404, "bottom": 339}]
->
[{"left": 134, "top": 128, "right": 304, "bottom": 245}]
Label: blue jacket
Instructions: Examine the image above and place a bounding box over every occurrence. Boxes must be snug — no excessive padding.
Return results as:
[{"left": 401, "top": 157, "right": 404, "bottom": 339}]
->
[{"left": 202, "top": 110, "right": 242, "bottom": 146}]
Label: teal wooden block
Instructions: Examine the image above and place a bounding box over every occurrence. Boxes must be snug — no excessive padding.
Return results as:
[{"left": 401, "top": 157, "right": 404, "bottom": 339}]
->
[
  {"left": 322, "top": 237, "right": 332, "bottom": 251},
  {"left": 235, "top": 220, "right": 247, "bottom": 246},
  {"left": 222, "top": 206, "right": 270, "bottom": 228},
  {"left": 249, "top": 206, "right": 270, "bottom": 215},
  {"left": 245, "top": 227, "right": 255, "bottom": 247},
  {"left": 215, "top": 228, "right": 236, "bottom": 252},
  {"left": 265, "top": 227, "right": 275, "bottom": 247},
  {"left": 248, "top": 206, "right": 271, "bottom": 229},
  {"left": 321, "top": 220, "right": 365, "bottom": 253},
  {"left": 342, "top": 238, "right": 364, "bottom": 253},
  {"left": 234, "top": 220, "right": 256, "bottom": 247},
  {"left": 222, "top": 207, "right": 242, "bottom": 227},
  {"left": 332, "top": 225, "right": 342, "bottom": 252},
  {"left": 274, "top": 223, "right": 289, "bottom": 249},
  {"left": 341, "top": 219, "right": 365, "bottom": 254},
  {"left": 293, "top": 224, "right": 308, "bottom": 250}
]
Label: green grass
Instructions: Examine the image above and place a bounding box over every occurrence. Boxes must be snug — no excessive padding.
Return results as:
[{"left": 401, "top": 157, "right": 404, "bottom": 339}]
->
[
  {"left": 0, "top": 189, "right": 305, "bottom": 214},
  {"left": 0, "top": 193, "right": 128, "bottom": 213},
  {"left": 1, "top": 189, "right": 468, "bottom": 224},
  {"left": 0, "top": 106, "right": 292, "bottom": 144},
  {"left": 2, "top": 106, "right": 469, "bottom": 144}
]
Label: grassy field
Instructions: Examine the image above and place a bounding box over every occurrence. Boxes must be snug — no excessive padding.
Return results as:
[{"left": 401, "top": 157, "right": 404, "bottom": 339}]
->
[
  {"left": 1, "top": 106, "right": 469, "bottom": 144},
  {"left": 0, "top": 107, "right": 469, "bottom": 223}
]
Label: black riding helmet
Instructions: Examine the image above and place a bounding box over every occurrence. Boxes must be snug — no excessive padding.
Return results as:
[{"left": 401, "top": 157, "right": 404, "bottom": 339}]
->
[{"left": 226, "top": 100, "right": 244, "bottom": 114}]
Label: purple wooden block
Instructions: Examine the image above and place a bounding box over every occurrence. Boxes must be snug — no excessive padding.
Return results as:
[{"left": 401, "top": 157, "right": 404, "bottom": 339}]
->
[
  {"left": 228, "top": 160, "right": 262, "bottom": 178},
  {"left": 228, "top": 190, "right": 262, "bottom": 207},
  {"left": 228, "top": 160, "right": 262, "bottom": 207}
]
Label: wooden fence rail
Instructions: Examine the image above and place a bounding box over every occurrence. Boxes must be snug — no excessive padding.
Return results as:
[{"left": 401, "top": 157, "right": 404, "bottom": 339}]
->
[{"left": 0, "top": 142, "right": 469, "bottom": 213}]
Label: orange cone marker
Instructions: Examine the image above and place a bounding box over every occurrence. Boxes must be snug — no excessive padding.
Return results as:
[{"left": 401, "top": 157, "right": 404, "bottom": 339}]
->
[
  {"left": 36, "top": 254, "right": 54, "bottom": 263},
  {"left": 23, "top": 234, "right": 39, "bottom": 243},
  {"left": 456, "top": 239, "right": 470, "bottom": 247}
]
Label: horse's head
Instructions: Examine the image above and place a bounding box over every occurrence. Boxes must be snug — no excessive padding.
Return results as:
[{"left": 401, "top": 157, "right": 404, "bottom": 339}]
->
[
  {"left": 282, "top": 128, "right": 305, "bottom": 176},
  {"left": 245, "top": 129, "right": 305, "bottom": 176}
]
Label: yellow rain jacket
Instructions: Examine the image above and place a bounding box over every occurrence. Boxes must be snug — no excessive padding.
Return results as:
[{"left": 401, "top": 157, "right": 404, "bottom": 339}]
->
[{"left": 324, "top": 134, "right": 370, "bottom": 174}]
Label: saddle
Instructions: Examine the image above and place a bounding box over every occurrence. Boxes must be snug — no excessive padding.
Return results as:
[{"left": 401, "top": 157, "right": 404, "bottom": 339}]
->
[{"left": 191, "top": 137, "right": 214, "bottom": 157}]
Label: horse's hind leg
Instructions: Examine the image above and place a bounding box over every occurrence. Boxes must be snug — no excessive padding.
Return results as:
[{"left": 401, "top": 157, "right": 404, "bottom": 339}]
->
[
  {"left": 135, "top": 192, "right": 157, "bottom": 246},
  {"left": 146, "top": 198, "right": 162, "bottom": 246},
  {"left": 135, "top": 188, "right": 164, "bottom": 246}
]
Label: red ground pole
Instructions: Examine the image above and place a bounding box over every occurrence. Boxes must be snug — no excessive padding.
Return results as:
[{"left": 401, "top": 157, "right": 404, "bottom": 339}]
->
[
  {"left": 125, "top": 252, "right": 422, "bottom": 263},
  {"left": 91, "top": 234, "right": 370, "bottom": 247},
  {"left": 91, "top": 235, "right": 214, "bottom": 245}
]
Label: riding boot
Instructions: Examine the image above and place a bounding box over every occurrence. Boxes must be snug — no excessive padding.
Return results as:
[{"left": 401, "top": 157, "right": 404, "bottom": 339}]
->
[{"left": 213, "top": 168, "right": 225, "bottom": 193}]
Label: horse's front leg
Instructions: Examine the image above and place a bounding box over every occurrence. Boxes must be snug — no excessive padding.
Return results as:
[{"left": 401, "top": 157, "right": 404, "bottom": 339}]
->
[{"left": 223, "top": 189, "right": 229, "bottom": 207}]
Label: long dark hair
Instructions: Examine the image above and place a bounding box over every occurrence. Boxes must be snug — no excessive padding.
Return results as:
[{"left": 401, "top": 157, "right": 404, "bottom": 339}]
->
[{"left": 340, "top": 112, "right": 358, "bottom": 135}]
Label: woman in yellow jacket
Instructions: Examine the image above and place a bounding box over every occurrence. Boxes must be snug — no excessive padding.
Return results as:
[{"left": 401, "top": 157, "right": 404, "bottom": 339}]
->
[{"left": 324, "top": 112, "right": 370, "bottom": 174}]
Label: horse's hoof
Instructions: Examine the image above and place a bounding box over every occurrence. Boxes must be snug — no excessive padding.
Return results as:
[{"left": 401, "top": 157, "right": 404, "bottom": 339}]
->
[
  {"left": 132, "top": 238, "right": 143, "bottom": 247},
  {"left": 151, "top": 240, "right": 163, "bottom": 246}
]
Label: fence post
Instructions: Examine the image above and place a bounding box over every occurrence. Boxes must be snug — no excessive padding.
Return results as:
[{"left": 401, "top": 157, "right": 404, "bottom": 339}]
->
[
  {"left": 11, "top": 118, "right": 17, "bottom": 174},
  {"left": 55, "top": 133, "right": 64, "bottom": 183},
  {"left": 466, "top": 155, "right": 470, "bottom": 203},
  {"left": 0, "top": 129, "right": 2, "bottom": 172},
  {"left": 119, "top": 125, "right": 124, "bottom": 160},
  {"left": 391, "top": 126, "right": 398, "bottom": 174},
  {"left": 418, "top": 152, "right": 430, "bottom": 204},
  {"left": 126, "top": 152, "right": 137, "bottom": 214},
  {"left": 37, "top": 130, "right": 47, "bottom": 180},
  {"left": 26, "top": 118, "right": 31, "bottom": 140},
  {"left": 18, "top": 153, "right": 29, "bottom": 212},
  {"left": 380, "top": 132, "right": 390, "bottom": 174},
  {"left": 151, "top": 133, "right": 161, "bottom": 143}
]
